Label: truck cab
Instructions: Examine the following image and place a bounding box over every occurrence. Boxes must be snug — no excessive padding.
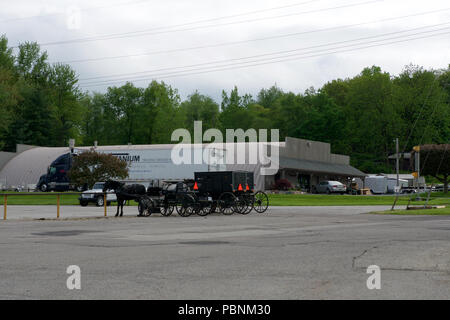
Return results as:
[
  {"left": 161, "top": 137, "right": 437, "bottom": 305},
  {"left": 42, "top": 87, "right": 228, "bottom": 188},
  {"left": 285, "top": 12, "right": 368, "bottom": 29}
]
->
[{"left": 37, "top": 153, "right": 80, "bottom": 192}]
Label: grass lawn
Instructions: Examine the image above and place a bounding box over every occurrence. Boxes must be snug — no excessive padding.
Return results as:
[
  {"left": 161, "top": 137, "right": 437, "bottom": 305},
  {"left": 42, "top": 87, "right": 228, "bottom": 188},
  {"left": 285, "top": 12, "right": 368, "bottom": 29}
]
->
[
  {"left": 1, "top": 193, "right": 82, "bottom": 205},
  {"left": 267, "top": 193, "right": 449, "bottom": 206},
  {"left": 0, "top": 191, "right": 448, "bottom": 207},
  {"left": 369, "top": 206, "right": 450, "bottom": 215}
]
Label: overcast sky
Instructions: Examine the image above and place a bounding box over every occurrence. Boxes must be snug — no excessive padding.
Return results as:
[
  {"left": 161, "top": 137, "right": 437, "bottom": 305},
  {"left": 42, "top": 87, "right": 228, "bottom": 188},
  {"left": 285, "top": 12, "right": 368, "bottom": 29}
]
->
[{"left": 1, "top": 0, "right": 450, "bottom": 101}]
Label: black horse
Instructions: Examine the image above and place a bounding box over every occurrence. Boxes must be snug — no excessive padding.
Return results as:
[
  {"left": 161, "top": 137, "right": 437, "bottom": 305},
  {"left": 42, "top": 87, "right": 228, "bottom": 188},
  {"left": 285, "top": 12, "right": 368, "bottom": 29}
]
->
[{"left": 103, "top": 180, "right": 146, "bottom": 217}]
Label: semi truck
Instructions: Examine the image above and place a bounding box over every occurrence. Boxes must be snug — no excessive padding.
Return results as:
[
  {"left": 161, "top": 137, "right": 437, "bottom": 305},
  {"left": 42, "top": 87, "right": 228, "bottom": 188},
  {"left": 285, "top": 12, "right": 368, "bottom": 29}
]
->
[{"left": 36, "top": 146, "right": 223, "bottom": 192}]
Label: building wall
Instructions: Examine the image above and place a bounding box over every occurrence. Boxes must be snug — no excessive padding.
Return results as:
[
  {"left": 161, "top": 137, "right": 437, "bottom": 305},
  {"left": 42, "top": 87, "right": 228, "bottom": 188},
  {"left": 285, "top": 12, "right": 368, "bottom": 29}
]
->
[
  {"left": 0, "top": 152, "right": 15, "bottom": 172},
  {"left": 330, "top": 154, "right": 350, "bottom": 165},
  {"left": 282, "top": 137, "right": 331, "bottom": 162}
]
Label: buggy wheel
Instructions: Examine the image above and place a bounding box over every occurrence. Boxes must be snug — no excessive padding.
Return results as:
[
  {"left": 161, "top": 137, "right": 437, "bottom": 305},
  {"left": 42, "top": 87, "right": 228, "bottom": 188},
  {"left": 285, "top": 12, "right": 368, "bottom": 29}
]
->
[
  {"left": 161, "top": 204, "right": 174, "bottom": 216},
  {"left": 218, "top": 192, "right": 238, "bottom": 215},
  {"left": 197, "top": 202, "right": 213, "bottom": 216},
  {"left": 138, "top": 199, "right": 152, "bottom": 216},
  {"left": 177, "top": 194, "right": 196, "bottom": 217},
  {"left": 176, "top": 203, "right": 190, "bottom": 217},
  {"left": 183, "top": 205, "right": 198, "bottom": 217},
  {"left": 253, "top": 191, "right": 269, "bottom": 213},
  {"left": 240, "top": 194, "right": 254, "bottom": 215}
]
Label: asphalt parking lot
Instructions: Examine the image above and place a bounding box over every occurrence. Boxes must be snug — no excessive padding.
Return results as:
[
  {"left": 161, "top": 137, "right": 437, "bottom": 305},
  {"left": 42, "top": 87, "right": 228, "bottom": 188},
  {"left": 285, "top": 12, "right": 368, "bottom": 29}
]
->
[{"left": 0, "top": 205, "right": 448, "bottom": 299}]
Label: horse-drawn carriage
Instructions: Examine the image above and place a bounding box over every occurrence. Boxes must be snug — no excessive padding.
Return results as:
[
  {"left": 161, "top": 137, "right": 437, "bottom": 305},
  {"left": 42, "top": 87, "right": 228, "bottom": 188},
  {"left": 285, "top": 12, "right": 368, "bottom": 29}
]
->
[{"left": 136, "top": 171, "right": 269, "bottom": 217}]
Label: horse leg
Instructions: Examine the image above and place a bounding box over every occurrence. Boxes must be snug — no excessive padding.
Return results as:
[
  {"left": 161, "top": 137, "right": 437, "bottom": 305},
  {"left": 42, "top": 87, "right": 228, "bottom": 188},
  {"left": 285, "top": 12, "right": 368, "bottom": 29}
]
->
[
  {"left": 115, "top": 198, "right": 120, "bottom": 217},
  {"left": 120, "top": 200, "right": 124, "bottom": 217}
]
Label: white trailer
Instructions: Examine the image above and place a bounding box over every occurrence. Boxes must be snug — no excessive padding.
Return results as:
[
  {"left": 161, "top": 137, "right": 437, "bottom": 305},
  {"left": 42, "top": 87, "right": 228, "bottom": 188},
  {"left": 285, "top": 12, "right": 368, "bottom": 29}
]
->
[
  {"left": 386, "top": 178, "right": 409, "bottom": 193},
  {"left": 96, "top": 146, "right": 225, "bottom": 185},
  {"left": 364, "top": 176, "right": 388, "bottom": 194}
]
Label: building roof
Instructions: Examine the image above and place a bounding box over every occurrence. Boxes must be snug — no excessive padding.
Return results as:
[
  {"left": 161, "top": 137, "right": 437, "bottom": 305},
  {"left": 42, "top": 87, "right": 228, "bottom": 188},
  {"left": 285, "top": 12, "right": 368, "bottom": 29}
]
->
[
  {"left": 278, "top": 157, "right": 366, "bottom": 177},
  {"left": 0, "top": 146, "right": 69, "bottom": 187},
  {"left": 388, "top": 153, "right": 412, "bottom": 159}
]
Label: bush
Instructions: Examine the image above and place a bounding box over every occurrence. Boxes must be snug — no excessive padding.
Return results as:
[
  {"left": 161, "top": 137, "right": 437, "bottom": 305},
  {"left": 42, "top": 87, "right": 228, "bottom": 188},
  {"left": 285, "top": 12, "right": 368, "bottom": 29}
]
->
[
  {"left": 68, "top": 150, "right": 129, "bottom": 189},
  {"left": 273, "top": 179, "right": 293, "bottom": 191}
]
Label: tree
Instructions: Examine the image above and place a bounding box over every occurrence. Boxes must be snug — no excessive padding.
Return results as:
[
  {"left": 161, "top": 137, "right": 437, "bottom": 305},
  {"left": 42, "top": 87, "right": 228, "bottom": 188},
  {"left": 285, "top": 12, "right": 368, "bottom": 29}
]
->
[
  {"left": 179, "top": 91, "right": 219, "bottom": 136},
  {"left": 104, "top": 82, "right": 143, "bottom": 144},
  {"left": 256, "top": 85, "right": 283, "bottom": 108},
  {"left": 0, "top": 35, "right": 19, "bottom": 149},
  {"left": 392, "top": 65, "right": 448, "bottom": 151},
  {"left": 138, "top": 80, "right": 182, "bottom": 144},
  {"left": 271, "top": 91, "right": 309, "bottom": 140},
  {"left": 344, "top": 66, "right": 396, "bottom": 172},
  {"left": 418, "top": 144, "right": 450, "bottom": 193},
  {"left": 4, "top": 81, "right": 54, "bottom": 149},
  {"left": 48, "top": 63, "right": 83, "bottom": 146},
  {"left": 16, "top": 41, "right": 49, "bottom": 84},
  {"left": 219, "top": 86, "right": 254, "bottom": 133},
  {"left": 80, "top": 93, "right": 106, "bottom": 146},
  {"left": 67, "top": 151, "right": 129, "bottom": 189}
]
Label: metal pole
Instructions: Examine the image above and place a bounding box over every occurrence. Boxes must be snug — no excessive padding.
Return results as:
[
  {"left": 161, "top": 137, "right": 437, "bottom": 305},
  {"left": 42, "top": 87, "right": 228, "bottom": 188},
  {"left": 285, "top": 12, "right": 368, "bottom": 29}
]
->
[
  {"left": 3, "top": 195, "right": 7, "bottom": 220},
  {"left": 57, "top": 194, "right": 60, "bottom": 218},
  {"left": 417, "top": 149, "right": 420, "bottom": 193},
  {"left": 395, "top": 138, "right": 399, "bottom": 191},
  {"left": 104, "top": 193, "right": 107, "bottom": 217}
]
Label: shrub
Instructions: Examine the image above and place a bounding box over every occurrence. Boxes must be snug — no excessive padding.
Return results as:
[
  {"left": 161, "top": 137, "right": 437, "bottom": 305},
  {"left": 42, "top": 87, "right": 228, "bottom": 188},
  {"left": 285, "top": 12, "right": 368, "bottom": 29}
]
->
[
  {"left": 68, "top": 150, "right": 129, "bottom": 189},
  {"left": 273, "top": 179, "right": 293, "bottom": 191}
]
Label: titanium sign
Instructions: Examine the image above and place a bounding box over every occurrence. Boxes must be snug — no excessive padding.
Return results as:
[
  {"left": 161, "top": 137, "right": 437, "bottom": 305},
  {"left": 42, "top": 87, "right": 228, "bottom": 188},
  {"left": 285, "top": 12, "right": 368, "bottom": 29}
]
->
[{"left": 101, "top": 148, "right": 209, "bottom": 180}]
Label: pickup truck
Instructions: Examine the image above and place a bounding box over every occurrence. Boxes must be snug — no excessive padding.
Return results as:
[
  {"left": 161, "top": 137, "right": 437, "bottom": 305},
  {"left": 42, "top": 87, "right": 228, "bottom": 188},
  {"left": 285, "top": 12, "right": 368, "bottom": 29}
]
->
[{"left": 79, "top": 182, "right": 117, "bottom": 206}]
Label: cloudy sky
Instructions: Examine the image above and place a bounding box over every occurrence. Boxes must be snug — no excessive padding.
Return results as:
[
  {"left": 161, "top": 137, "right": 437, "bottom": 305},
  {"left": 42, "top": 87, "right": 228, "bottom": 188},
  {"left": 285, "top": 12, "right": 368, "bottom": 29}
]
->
[{"left": 1, "top": 0, "right": 450, "bottom": 101}]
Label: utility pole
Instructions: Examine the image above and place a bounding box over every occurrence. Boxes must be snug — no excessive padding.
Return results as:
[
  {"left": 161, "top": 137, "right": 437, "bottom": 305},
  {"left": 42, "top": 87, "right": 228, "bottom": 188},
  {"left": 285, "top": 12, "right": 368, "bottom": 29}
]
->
[{"left": 413, "top": 145, "right": 421, "bottom": 195}]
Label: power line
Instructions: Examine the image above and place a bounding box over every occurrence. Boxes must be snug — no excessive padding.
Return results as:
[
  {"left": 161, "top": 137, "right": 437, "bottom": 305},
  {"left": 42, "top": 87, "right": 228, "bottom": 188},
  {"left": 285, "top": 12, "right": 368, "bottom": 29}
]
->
[
  {"left": 79, "top": 23, "right": 450, "bottom": 83},
  {"left": 31, "top": 0, "right": 382, "bottom": 47},
  {"left": 58, "top": 7, "right": 450, "bottom": 64},
  {"left": 79, "top": 30, "right": 450, "bottom": 87}
]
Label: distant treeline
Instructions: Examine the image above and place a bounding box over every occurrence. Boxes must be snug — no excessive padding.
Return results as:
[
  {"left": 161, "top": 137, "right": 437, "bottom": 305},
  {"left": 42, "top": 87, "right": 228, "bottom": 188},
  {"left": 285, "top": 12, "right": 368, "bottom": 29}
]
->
[{"left": 0, "top": 35, "right": 449, "bottom": 172}]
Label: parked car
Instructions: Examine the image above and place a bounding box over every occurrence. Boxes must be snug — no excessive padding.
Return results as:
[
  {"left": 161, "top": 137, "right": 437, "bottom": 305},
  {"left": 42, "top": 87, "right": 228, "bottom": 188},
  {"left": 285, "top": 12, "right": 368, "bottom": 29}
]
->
[
  {"left": 431, "top": 185, "right": 444, "bottom": 192},
  {"left": 315, "top": 181, "right": 346, "bottom": 194},
  {"left": 79, "top": 182, "right": 117, "bottom": 207}
]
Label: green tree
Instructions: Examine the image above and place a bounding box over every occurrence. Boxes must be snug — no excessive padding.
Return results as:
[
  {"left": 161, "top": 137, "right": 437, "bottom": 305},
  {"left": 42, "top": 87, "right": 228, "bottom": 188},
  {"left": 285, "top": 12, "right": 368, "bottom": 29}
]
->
[
  {"left": 16, "top": 41, "right": 49, "bottom": 84},
  {"left": 48, "top": 63, "right": 83, "bottom": 146},
  {"left": 68, "top": 150, "right": 129, "bottom": 189},
  {"left": 256, "top": 85, "right": 283, "bottom": 108},
  {"left": 80, "top": 93, "right": 106, "bottom": 146},
  {"left": 104, "top": 82, "right": 143, "bottom": 144},
  {"left": 4, "top": 81, "right": 54, "bottom": 149},
  {"left": 418, "top": 144, "right": 450, "bottom": 193},
  {"left": 392, "top": 65, "right": 448, "bottom": 151},
  {"left": 179, "top": 91, "right": 220, "bottom": 136},
  {"left": 344, "top": 66, "right": 396, "bottom": 172},
  {"left": 138, "top": 80, "right": 182, "bottom": 144},
  {"left": 271, "top": 91, "right": 309, "bottom": 140},
  {"left": 0, "top": 35, "right": 19, "bottom": 149},
  {"left": 219, "top": 86, "right": 254, "bottom": 133}
]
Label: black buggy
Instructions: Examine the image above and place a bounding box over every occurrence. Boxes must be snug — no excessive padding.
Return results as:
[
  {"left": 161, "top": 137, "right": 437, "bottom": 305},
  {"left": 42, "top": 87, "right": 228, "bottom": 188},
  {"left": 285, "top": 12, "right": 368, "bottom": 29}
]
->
[
  {"left": 193, "top": 171, "right": 269, "bottom": 215},
  {"left": 137, "top": 171, "right": 269, "bottom": 217}
]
